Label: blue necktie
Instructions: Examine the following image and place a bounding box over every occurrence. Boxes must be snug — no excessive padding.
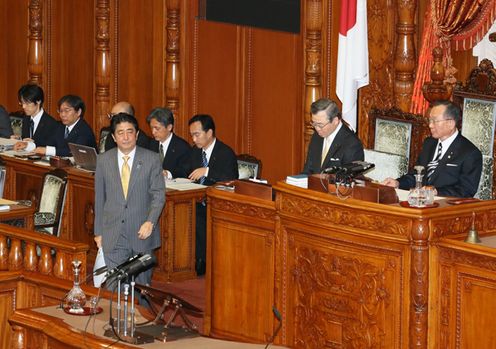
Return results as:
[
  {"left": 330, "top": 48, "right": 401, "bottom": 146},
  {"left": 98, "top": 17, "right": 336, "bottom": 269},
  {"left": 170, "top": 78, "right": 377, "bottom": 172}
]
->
[
  {"left": 64, "top": 127, "right": 69, "bottom": 139},
  {"left": 199, "top": 151, "right": 208, "bottom": 184},
  {"left": 427, "top": 143, "right": 442, "bottom": 183}
]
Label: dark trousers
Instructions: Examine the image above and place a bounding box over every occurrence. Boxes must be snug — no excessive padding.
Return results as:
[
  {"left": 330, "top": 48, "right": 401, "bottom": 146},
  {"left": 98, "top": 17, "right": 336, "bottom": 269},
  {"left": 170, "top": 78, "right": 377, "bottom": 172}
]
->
[{"left": 195, "top": 202, "right": 207, "bottom": 274}]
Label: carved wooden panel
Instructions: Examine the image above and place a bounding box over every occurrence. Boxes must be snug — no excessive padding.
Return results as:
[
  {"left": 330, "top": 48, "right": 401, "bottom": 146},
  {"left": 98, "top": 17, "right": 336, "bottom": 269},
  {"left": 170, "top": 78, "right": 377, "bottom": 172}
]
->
[
  {"left": 283, "top": 227, "right": 405, "bottom": 348},
  {"left": 0, "top": 282, "right": 16, "bottom": 349}
]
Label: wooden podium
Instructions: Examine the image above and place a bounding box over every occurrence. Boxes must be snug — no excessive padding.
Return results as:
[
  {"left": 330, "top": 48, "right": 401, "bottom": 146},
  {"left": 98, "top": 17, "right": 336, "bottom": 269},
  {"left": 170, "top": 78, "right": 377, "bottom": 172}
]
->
[{"left": 204, "top": 181, "right": 496, "bottom": 348}]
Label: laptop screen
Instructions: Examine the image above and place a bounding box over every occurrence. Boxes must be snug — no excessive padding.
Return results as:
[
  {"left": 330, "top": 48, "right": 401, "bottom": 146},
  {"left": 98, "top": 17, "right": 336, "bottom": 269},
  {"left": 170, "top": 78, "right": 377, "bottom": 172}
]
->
[{"left": 68, "top": 143, "right": 97, "bottom": 171}]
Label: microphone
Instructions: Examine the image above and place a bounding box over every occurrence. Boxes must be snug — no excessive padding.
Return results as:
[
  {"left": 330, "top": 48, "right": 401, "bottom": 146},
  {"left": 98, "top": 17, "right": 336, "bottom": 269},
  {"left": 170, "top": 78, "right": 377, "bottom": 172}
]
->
[
  {"left": 322, "top": 165, "right": 340, "bottom": 174},
  {"left": 105, "top": 254, "right": 157, "bottom": 285},
  {"left": 336, "top": 161, "right": 374, "bottom": 176}
]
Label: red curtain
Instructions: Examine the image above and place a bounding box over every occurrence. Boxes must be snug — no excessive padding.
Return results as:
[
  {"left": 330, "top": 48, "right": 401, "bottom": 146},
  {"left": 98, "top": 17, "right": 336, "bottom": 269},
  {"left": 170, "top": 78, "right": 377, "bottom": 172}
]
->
[{"left": 411, "top": 0, "right": 496, "bottom": 114}]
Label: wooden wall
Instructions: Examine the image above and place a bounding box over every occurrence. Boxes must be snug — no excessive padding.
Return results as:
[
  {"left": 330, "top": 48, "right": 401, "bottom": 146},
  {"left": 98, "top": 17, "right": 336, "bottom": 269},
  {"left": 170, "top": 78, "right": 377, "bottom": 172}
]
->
[{"left": 0, "top": 0, "right": 479, "bottom": 183}]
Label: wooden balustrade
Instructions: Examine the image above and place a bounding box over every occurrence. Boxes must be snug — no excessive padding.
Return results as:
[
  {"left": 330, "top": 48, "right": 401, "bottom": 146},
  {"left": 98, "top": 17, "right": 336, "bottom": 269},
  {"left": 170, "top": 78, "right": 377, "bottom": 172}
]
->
[{"left": 0, "top": 223, "right": 89, "bottom": 282}]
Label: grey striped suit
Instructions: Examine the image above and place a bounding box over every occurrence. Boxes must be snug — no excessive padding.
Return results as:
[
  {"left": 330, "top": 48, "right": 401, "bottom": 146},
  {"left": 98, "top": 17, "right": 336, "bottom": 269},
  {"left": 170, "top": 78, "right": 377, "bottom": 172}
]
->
[{"left": 94, "top": 146, "right": 165, "bottom": 285}]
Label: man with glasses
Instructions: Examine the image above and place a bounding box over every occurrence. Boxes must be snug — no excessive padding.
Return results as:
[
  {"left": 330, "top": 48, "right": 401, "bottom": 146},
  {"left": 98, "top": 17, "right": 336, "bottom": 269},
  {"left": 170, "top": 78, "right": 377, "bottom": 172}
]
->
[
  {"left": 13, "top": 84, "right": 59, "bottom": 151},
  {"left": 302, "top": 98, "right": 364, "bottom": 174},
  {"left": 100, "top": 101, "right": 154, "bottom": 152},
  {"left": 30, "top": 95, "right": 96, "bottom": 156},
  {"left": 383, "top": 100, "right": 482, "bottom": 198}
]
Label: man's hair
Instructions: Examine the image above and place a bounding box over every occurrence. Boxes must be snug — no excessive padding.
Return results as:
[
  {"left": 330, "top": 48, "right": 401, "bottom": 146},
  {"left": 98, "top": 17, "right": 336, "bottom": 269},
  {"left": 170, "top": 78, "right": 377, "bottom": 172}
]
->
[
  {"left": 189, "top": 114, "right": 216, "bottom": 136},
  {"left": 57, "top": 95, "right": 85, "bottom": 118},
  {"left": 310, "top": 98, "right": 341, "bottom": 121},
  {"left": 431, "top": 100, "right": 461, "bottom": 124},
  {"left": 146, "top": 107, "right": 174, "bottom": 127},
  {"left": 110, "top": 113, "right": 139, "bottom": 134},
  {"left": 18, "top": 84, "right": 44, "bottom": 106}
]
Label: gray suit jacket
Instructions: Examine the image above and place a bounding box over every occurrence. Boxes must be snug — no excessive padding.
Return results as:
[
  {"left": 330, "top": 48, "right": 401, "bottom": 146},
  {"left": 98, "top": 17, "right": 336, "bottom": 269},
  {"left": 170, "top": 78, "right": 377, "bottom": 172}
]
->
[{"left": 94, "top": 146, "right": 166, "bottom": 254}]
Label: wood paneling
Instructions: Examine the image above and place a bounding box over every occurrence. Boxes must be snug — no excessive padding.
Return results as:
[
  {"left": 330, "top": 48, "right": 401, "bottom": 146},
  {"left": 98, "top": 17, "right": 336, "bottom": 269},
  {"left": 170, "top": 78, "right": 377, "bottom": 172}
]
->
[{"left": 0, "top": 0, "right": 29, "bottom": 112}]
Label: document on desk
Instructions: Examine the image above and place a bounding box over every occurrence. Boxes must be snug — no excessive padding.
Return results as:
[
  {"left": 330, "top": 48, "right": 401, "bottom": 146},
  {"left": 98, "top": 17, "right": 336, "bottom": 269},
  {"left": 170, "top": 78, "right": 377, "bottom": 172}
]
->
[
  {"left": 0, "top": 138, "right": 18, "bottom": 146},
  {"left": 166, "top": 178, "right": 207, "bottom": 191},
  {"left": 0, "top": 198, "right": 18, "bottom": 205}
]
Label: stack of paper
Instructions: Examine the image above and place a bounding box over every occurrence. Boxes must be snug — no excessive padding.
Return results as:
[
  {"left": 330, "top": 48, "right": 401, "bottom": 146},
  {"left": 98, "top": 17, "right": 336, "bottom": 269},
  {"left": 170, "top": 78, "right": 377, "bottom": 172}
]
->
[{"left": 286, "top": 174, "right": 308, "bottom": 188}]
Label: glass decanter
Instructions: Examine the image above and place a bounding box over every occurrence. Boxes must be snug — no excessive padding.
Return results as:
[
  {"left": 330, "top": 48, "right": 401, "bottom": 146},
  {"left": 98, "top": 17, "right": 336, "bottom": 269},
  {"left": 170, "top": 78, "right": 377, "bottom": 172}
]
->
[
  {"left": 407, "top": 165, "right": 426, "bottom": 207},
  {"left": 65, "top": 260, "right": 87, "bottom": 313}
]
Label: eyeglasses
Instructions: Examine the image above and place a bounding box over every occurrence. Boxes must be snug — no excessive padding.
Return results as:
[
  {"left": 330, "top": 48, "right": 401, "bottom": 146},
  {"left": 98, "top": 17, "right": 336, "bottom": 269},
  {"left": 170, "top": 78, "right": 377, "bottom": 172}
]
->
[
  {"left": 311, "top": 121, "right": 331, "bottom": 129},
  {"left": 57, "top": 107, "right": 74, "bottom": 114},
  {"left": 428, "top": 118, "right": 453, "bottom": 125}
]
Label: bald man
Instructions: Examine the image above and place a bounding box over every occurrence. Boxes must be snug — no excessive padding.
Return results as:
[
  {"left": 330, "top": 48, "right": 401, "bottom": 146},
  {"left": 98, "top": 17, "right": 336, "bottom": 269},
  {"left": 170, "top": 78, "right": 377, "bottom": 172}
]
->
[{"left": 101, "top": 101, "right": 154, "bottom": 152}]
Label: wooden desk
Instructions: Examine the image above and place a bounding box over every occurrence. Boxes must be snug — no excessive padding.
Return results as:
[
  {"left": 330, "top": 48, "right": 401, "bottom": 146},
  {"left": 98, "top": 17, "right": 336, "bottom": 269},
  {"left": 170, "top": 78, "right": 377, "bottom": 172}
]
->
[
  {"left": 205, "top": 181, "right": 496, "bottom": 348},
  {"left": 0, "top": 204, "right": 34, "bottom": 230},
  {"left": 0, "top": 155, "right": 205, "bottom": 282}
]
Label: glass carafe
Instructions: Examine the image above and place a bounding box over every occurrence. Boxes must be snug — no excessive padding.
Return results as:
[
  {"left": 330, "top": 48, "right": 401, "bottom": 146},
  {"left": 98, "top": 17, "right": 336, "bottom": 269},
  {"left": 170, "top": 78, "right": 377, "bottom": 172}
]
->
[
  {"left": 65, "top": 260, "right": 87, "bottom": 312},
  {"left": 407, "top": 166, "right": 426, "bottom": 207}
]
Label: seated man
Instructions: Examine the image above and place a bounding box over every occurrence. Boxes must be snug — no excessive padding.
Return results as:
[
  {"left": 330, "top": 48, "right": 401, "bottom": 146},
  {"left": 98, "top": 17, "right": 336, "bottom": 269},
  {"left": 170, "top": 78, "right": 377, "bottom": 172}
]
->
[
  {"left": 14, "top": 84, "right": 58, "bottom": 151},
  {"left": 302, "top": 98, "right": 364, "bottom": 174},
  {"left": 0, "top": 105, "right": 13, "bottom": 138},
  {"left": 182, "top": 114, "right": 238, "bottom": 275},
  {"left": 383, "top": 100, "right": 482, "bottom": 198},
  {"left": 146, "top": 107, "right": 190, "bottom": 179},
  {"left": 101, "top": 101, "right": 154, "bottom": 152},
  {"left": 32, "top": 95, "right": 96, "bottom": 156}
]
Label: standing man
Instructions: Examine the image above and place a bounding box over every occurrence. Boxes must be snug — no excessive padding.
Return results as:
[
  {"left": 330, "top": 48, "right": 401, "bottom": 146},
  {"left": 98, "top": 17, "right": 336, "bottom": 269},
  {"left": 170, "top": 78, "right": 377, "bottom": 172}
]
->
[
  {"left": 383, "top": 100, "right": 482, "bottom": 198},
  {"left": 302, "top": 98, "right": 364, "bottom": 174},
  {"left": 14, "top": 84, "right": 59, "bottom": 151},
  {"left": 101, "top": 101, "right": 154, "bottom": 152},
  {"left": 146, "top": 107, "right": 190, "bottom": 179},
  {"left": 32, "top": 95, "right": 96, "bottom": 156},
  {"left": 184, "top": 114, "right": 238, "bottom": 275},
  {"left": 94, "top": 113, "right": 165, "bottom": 286}
]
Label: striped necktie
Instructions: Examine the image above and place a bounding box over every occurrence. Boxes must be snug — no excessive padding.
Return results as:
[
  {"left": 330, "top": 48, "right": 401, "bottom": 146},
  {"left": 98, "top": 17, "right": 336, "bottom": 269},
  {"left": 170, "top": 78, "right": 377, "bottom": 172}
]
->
[
  {"left": 64, "top": 127, "right": 70, "bottom": 139},
  {"left": 199, "top": 150, "right": 208, "bottom": 184},
  {"left": 159, "top": 143, "right": 165, "bottom": 161},
  {"left": 427, "top": 143, "right": 442, "bottom": 182}
]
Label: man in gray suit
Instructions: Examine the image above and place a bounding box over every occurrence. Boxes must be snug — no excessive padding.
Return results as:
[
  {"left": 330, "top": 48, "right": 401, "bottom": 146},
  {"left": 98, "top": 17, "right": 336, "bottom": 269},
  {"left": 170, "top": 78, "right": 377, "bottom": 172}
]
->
[{"left": 94, "top": 113, "right": 165, "bottom": 287}]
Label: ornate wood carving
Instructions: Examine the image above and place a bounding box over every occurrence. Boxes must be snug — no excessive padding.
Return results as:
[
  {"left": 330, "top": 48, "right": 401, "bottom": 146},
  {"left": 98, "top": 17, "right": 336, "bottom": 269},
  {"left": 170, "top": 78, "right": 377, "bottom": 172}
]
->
[
  {"left": 54, "top": 252, "right": 66, "bottom": 279},
  {"left": 9, "top": 238, "right": 23, "bottom": 271},
  {"left": 165, "top": 0, "right": 181, "bottom": 115},
  {"left": 95, "top": 0, "right": 111, "bottom": 136},
  {"left": 303, "top": 0, "right": 323, "bottom": 153},
  {"left": 0, "top": 235, "right": 7, "bottom": 270},
  {"left": 409, "top": 219, "right": 429, "bottom": 349},
  {"left": 293, "top": 246, "right": 392, "bottom": 348},
  {"left": 210, "top": 199, "right": 276, "bottom": 220},
  {"left": 431, "top": 213, "right": 486, "bottom": 239},
  {"left": 10, "top": 325, "right": 26, "bottom": 349},
  {"left": 422, "top": 47, "right": 453, "bottom": 104},
  {"left": 23, "top": 242, "right": 37, "bottom": 272},
  {"left": 84, "top": 202, "right": 94, "bottom": 235},
  {"left": 394, "top": 0, "right": 417, "bottom": 111},
  {"left": 439, "top": 264, "right": 451, "bottom": 349},
  {"left": 358, "top": 0, "right": 396, "bottom": 143},
  {"left": 28, "top": 0, "right": 43, "bottom": 85},
  {"left": 279, "top": 194, "right": 411, "bottom": 237},
  {"left": 38, "top": 246, "right": 52, "bottom": 275}
]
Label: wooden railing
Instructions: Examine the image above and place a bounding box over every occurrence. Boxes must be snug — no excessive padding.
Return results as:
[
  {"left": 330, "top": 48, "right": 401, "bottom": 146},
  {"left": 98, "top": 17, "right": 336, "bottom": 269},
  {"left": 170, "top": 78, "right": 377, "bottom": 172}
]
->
[{"left": 0, "top": 223, "right": 89, "bottom": 282}]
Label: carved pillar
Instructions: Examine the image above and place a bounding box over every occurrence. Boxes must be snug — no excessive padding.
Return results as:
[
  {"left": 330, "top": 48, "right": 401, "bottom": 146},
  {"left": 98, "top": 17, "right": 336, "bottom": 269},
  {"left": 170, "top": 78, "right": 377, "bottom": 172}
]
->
[
  {"left": 303, "top": 0, "right": 323, "bottom": 153},
  {"left": 410, "top": 219, "right": 429, "bottom": 349},
  {"left": 394, "top": 0, "right": 417, "bottom": 111},
  {"left": 95, "top": 0, "right": 111, "bottom": 136},
  {"left": 38, "top": 246, "right": 52, "bottom": 275},
  {"left": 28, "top": 0, "right": 43, "bottom": 85},
  {"left": 10, "top": 325, "right": 26, "bottom": 349},
  {"left": 165, "top": 0, "right": 181, "bottom": 116},
  {"left": 8, "top": 238, "right": 22, "bottom": 271},
  {"left": 23, "top": 242, "right": 37, "bottom": 272},
  {"left": 0, "top": 235, "right": 7, "bottom": 270}
]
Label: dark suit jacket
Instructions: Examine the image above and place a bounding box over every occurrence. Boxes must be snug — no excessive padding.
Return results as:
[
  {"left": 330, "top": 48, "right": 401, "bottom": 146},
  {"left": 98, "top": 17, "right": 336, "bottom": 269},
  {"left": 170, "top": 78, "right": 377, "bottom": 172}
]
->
[
  {"left": 149, "top": 134, "right": 191, "bottom": 178},
  {"left": 104, "top": 127, "right": 154, "bottom": 151},
  {"left": 0, "top": 105, "right": 13, "bottom": 138},
  {"left": 302, "top": 123, "right": 364, "bottom": 175},
  {"left": 398, "top": 134, "right": 482, "bottom": 198},
  {"left": 21, "top": 111, "right": 59, "bottom": 147},
  {"left": 94, "top": 146, "right": 166, "bottom": 254},
  {"left": 181, "top": 139, "right": 239, "bottom": 185},
  {"left": 52, "top": 118, "right": 97, "bottom": 156}
]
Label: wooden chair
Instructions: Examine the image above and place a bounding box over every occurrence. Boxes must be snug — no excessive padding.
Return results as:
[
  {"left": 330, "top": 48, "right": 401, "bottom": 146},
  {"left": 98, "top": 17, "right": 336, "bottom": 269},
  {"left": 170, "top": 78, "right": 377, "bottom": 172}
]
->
[
  {"left": 363, "top": 149, "right": 408, "bottom": 182},
  {"left": 8, "top": 110, "right": 25, "bottom": 139},
  {"left": 454, "top": 59, "right": 496, "bottom": 199},
  {"left": 98, "top": 127, "right": 111, "bottom": 153},
  {"left": 33, "top": 169, "right": 68, "bottom": 236},
  {"left": 237, "top": 154, "right": 262, "bottom": 179}
]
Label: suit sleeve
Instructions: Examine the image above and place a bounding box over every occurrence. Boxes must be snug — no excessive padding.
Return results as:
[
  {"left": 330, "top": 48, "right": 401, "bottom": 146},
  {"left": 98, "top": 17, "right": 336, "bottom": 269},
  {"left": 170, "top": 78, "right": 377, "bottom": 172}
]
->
[
  {"left": 146, "top": 155, "right": 166, "bottom": 225},
  {"left": 206, "top": 146, "right": 239, "bottom": 184},
  {"left": 94, "top": 156, "right": 106, "bottom": 236}
]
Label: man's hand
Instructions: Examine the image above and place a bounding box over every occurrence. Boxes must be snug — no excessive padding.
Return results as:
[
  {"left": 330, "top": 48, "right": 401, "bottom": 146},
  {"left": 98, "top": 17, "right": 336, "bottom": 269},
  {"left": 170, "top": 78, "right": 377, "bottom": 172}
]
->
[
  {"left": 188, "top": 167, "right": 207, "bottom": 181},
  {"left": 13, "top": 141, "right": 28, "bottom": 151},
  {"left": 382, "top": 177, "right": 399, "bottom": 188},
  {"left": 94, "top": 235, "right": 102, "bottom": 248},
  {"left": 34, "top": 146, "right": 46, "bottom": 155},
  {"left": 137, "top": 221, "right": 154, "bottom": 240}
]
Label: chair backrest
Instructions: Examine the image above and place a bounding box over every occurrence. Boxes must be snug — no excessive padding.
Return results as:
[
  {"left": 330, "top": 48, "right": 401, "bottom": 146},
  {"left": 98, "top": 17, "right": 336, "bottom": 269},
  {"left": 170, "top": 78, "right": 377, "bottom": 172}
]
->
[
  {"left": 367, "top": 107, "right": 429, "bottom": 171},
  {"left": 237, "top": 154, "right": 262, "bottom": 179},
  {"left": 8, "top": 110, "right": 25, "bottom": 139},
  {"left": 38, "top": 169, "right": 68, "bottom": 235},
  {"left": 99, "top": 127, "right": 111, "bottom": 154},
  {"left": 363, "top": 149, "right": 409, "bottom": 182},
  {"left": 0, "top": 165, "right": 6, "bottom": 198},
  {"left": 453, "top": 58, "right": 496, "bottom": 199}
]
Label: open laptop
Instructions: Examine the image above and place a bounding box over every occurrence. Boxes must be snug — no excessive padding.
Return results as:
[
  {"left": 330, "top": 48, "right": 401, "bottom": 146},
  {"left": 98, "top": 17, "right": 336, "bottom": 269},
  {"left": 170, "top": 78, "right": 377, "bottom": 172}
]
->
[{"left": 68, "top": 143, "right": 97, "bottom": 171}]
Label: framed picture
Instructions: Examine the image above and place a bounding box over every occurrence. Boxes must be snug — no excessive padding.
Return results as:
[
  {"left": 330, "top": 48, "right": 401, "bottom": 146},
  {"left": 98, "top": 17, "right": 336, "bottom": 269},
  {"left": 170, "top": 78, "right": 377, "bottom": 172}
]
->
[{"left": 374, "top": 117, "right": 412, "bottom": 162}]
